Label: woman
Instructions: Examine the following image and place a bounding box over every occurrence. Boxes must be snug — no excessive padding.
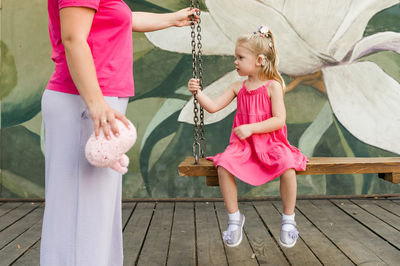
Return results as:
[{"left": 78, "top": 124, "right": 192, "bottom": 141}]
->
[{"left": 41, "top": 1, "right": 197, "bottom": 265}]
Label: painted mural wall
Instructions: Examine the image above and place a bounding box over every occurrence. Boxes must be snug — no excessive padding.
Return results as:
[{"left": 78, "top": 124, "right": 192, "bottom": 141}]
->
[{"left": 1, "top": 0, "right": 399, "bottom": 198}]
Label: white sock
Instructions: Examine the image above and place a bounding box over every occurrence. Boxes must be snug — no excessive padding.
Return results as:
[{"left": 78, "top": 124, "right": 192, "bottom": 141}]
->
[
  {"left": 227, "top": 210, "right": 241, "bottom": 231},
  {"left": 282, "top": 213, "right": 295, "bottom": 231}
]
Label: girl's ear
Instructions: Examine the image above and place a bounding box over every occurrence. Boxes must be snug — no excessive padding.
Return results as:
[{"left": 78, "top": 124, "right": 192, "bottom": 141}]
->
[{"left": 257, "top": 54, "right": 266, "bottom": 67}]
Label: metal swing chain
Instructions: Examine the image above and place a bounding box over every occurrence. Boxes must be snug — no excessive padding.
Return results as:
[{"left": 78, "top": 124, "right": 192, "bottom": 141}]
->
[
  {"left": 190, "top": 0, "right": 205, "bottom": 164},
  {"left": 196, "top": 0, "right": 206, "bottom": 159},
  {"left": 190, "top": 0, "right": 200, "bottom": 164}
]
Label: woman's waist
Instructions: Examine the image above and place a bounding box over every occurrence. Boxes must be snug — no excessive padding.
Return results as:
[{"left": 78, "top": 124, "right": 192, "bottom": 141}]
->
[
  {"left": 51, "top": 60, "right": 133, "bottom": 83},
  {"left": 47, "top": 71, "right": 134, "bottom": 97}
]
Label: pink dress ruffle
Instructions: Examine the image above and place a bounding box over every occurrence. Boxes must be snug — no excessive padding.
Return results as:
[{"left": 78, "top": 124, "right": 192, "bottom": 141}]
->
[{"left": 207, "top": 81, "right": 308, "bottom": 186}]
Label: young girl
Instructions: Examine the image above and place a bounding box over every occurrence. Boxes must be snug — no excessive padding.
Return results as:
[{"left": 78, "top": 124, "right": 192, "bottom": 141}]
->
[{"left": 188, "top": 26, "right": 307, "bottom": 248}]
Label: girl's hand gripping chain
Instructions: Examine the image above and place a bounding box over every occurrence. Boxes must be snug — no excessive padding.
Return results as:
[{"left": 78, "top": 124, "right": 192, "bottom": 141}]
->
[{"left": 188, "top": 78, "right": 201, "bottom": 95}]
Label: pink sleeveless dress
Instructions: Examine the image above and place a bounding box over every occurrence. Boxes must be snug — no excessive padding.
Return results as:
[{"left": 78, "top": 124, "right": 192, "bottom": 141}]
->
[{"left": 207, "top": 80, "right": 308, "bottom": 186}]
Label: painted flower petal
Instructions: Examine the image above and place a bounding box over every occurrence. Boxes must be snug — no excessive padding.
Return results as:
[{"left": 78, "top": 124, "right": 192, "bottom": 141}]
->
[
  {"left": 276, "top": 0, "right": 351, "bottom": 55},
  {"left": 323, "top": 61, "right": 400, "bottom": 154},
  {"left": 144, "top": 12, "right": 234, "bottom": 55},
  {"left": 327, "top": 0, "right": 399, "bottom": 61},
  {"left": 349, "top": 31, "right": 400, "bottom": 62},
  {"left": 256, "top": 0, "right": 398, "bottom": 62},
  {"left": 178, "top": 70, "right": 243, "bottom": 124},
  {"left": 204, "top": 0, "right": 328, "bottom": 75},
  {"left": 258, "top": 0, "right": 285, "bottom": 11}
]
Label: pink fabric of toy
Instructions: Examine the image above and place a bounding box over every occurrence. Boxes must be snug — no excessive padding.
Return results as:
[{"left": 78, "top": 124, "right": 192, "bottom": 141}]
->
[{"left": 85, "top": 119, "right": 137, "bottom": 174}]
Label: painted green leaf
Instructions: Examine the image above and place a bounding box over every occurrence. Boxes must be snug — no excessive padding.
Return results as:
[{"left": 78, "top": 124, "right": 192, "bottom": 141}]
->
[
  {"left": 1, "top": 0, "right": 53, "bottom": 128},
  {"left": 364, "top": 5, "right": 400, "bottom": 37},
  {"left": 144, "top": 0, "right": 207, "bottom": 12},
  {"left": 0, "top": 126, "right": 45, "bottom": 198},
  {"left": 0, "top": 41, "right": 17, "bottom": 99},
  {"left": 132, "top": 51, "right": 234, "bottom": 101},
  {"left": 358, "top": 51, "right": 400, "bottom": 83},
  {"left": 131, "top": 49, "right": 183, "bottom": 100},
  {"left": 125, "top": 0, "right": 170, "bottom": 12}
]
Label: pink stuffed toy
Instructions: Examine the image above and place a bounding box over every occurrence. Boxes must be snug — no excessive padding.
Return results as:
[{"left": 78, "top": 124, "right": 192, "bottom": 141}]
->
[{"left": 85, "top": 119, "right": 137, "bottom": 174}]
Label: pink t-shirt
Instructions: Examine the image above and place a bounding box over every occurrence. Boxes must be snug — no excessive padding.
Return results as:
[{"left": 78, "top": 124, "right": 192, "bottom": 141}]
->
[{"left": 47, "top": 0, "right": 134, "bottom": 97}]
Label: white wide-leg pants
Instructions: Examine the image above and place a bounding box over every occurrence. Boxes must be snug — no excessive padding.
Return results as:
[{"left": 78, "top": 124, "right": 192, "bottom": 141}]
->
[{"left": 40, "top": 90, "right": 128, "bottom": 266}]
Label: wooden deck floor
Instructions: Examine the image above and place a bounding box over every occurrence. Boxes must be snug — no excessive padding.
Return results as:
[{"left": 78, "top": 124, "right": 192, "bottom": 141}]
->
[{"left": 1, "top": 198, "right": 400, "bottom": 266}]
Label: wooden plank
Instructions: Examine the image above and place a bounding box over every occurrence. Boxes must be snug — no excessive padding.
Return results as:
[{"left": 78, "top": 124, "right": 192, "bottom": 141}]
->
[
  {"left": 381, "top": 172, "right": 400, "bottom": 183},
  {"left": 272, "top": 201, "right": 353, "bottom": 266},
  {"left": 123, "top": 202, "right": 155, "bottom": 266},
  {"left": 178, "top": 157, "right": 400, "bottom": 177},
  {"left": 352, "top": 199, "right": 400, "bottom": 230},
  {"left": 310, "top": 200, "right": 400, "bottom": 265},
  {"left": 137, "top": 202, "right": 174, "bottom": 266},
  {"left": 195, "top": 202, "right": 228, "bottom": 266},
  {"left": 179, "top": 157, "right": 217, "bottom": 177},
  {"left": 296, "top": 200, "right": 384, "bottom": 265},
  {"left": 214, "top": 202, "right": 258, "bottom": 266},
  {"left": 253, "top": 201, "right": 322, "bottom": 266},
  {"left": 0, "top": 202, "right": 39, "bottom": 231},
  {"left": 0, "top": 205, "right": 43, "bottom": 249},
  {"left": 0, "top": 202, "right": 23, "bottom": 217},
  {"left": 122, "top": 202, "right": 136, "bottom": 229},
  {"left": 297, "top": 157, "right": 400, "bottom": 175},
  {"left": 332, "top": 199, "right": 400, "bottom": 249},
  {"left": 375, "top": 200, "right": 400, "bottom": 218},
  {"left": 10, "top": 240, "right": 40, "bottom": 266},
  {"left": 167, "top": 202, "right": 196, "bottom": 266},
  {"left": 0, "top": 212, "right": 43, "bottom": 266},
  {"left": 240, "top": 202, "right": 289, "bottom": 265}
]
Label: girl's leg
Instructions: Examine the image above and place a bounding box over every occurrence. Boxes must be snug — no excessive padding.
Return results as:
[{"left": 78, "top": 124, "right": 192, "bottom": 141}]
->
[
  {"left": 218, "top": 166, "right": 245, "bottom": 247},
  {"left": 280, "top": 168, "right": 297, "bottom": 215},
  {"left": 279, "top": 168, "right": 299, "bottom": 248},
  {"left": 217, "top": 166, "right": 238, "bottom": 214}
]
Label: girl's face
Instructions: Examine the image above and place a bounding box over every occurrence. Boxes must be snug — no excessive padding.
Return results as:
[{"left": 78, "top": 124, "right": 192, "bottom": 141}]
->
[{"left": 234, "top": 45, "right": 259, "bottom": 77}]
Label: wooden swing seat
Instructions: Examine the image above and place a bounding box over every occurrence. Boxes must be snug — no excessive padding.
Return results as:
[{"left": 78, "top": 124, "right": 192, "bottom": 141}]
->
[{"left": 178, "top": 157, "right": 400, "bottom": 186}]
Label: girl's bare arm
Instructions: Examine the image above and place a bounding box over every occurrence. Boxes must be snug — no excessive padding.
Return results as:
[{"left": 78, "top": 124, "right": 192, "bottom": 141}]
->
[{"left": 188, "top": 79, "right": 240, "bottom": 113}]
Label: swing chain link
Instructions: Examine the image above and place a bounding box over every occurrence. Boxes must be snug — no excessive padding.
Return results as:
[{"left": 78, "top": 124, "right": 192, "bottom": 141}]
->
[{"left": 191, "top": 0, "right": 205, "bottom": 164}]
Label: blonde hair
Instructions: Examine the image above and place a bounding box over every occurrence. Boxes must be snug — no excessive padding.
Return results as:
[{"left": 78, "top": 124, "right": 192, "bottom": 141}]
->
[{"left": 236, "top": 27, "right": 285, "bottom": 91}]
